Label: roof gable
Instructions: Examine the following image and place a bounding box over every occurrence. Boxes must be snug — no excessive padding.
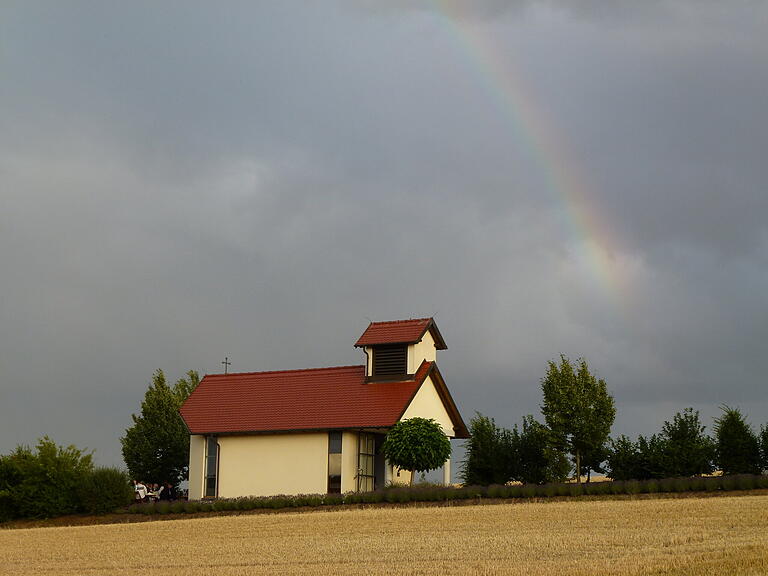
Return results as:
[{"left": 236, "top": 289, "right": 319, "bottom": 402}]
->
[
  {"left": 404, "top": 362, "right": 469, "bottom": 438},
  {"left": 354, "top": 317, "right": 447, "bottom": 350}
]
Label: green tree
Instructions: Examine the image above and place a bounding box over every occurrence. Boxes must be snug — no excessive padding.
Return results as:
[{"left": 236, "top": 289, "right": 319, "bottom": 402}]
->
[
  {"left": 658, "top": 408, "right": 714, "bottom": 477},
  {"left": 460, "top": 413, "right": 513, "bottom": 486},
  {"left": 581, "top": 443, "right": 609, "bottom": 482},
  {"left": 515, "top": 415, "right": 570, "bottom": 484},
  {"left": 381, "top": 418, "right": 451, "bottom": 486},
  {"left": 78, "top": 467, "right": 134, "bottom": 514},
  {"left": 761, "top": 424, "right": 768, "bottom": 472},
  {"left": 540, "top": 355, "right": 616, "bottom": 483},
  {"left": 606, "top": 435, "right": 638, "bottom": 481},
  {"left": 713, "top": 406, "right": 761, "bottom": 475},
  {"left": 121, "top": 369, "right": 199, "bottom": 487}
]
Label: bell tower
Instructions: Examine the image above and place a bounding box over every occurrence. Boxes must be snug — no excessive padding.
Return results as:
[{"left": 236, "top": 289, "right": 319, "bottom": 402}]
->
[{"left": 354, "top": 318, "right": 446, "bottom": 381}]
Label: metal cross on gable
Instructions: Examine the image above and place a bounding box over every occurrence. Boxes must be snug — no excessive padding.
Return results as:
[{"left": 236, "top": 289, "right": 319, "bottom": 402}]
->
[{"left": 222, "top": 356, "right": 231, "bottom": 374}]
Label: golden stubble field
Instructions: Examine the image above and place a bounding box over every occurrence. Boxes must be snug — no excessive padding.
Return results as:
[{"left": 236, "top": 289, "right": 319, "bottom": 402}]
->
[{"left": 1, "top": 495, "right": 767, "bottom": 576}]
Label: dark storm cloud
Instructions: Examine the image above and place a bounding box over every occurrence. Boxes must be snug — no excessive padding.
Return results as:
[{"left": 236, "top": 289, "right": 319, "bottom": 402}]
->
[
  {"left": 1, "top": 0, "right": 767, "bottom": 469},
  {"left": 358, "top": 0, "right": 727, "bottom": 22}
]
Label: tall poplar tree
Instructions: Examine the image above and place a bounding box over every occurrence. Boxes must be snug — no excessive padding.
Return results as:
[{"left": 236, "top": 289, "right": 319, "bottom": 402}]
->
[
  {"left": 121, "top": 369, "right": 199, "bottom": 487},
  {"left": 713, "top": 406, "right": 761, "bottom": 475},
  {"left": 540, "top": 355, "right": 615, "bottom": 483}
]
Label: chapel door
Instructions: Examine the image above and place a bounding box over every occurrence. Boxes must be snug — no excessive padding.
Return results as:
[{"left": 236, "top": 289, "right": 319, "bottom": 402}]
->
[{"left": 357, "top": 433, "right": 375, "bottom": 492}]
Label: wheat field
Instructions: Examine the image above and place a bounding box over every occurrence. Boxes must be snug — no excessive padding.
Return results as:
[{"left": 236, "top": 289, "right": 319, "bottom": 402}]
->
[{"left": 1, "top": 495, "right": 766, "bottom": 575}]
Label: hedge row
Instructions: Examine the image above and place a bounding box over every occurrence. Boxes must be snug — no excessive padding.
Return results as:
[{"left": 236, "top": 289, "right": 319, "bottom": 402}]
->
[
  {"left": 0, "top": 437, "right": 136, "bottom": 522},
  {"left": 127, "top": 474, "right": 768, "bottom": 516}
]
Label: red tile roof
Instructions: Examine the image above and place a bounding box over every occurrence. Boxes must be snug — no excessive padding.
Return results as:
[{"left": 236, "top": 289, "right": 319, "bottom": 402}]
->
[
  {"left": 354, "top": 318, "right": 447, "bottom": 350},
  {"left": 180, "top": 361, "right": 459, "bottom": 436}
]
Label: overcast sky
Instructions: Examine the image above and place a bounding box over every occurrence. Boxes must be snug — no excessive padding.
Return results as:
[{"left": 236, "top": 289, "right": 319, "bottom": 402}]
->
[{"left": 2, "top": 1, "right": 767, "bottom": 470}]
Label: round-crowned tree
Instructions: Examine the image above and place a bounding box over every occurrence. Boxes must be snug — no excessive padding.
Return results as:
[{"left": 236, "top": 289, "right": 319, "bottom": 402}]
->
[{"left": 381, "top": 417, "right": 451, "bottom": 486}]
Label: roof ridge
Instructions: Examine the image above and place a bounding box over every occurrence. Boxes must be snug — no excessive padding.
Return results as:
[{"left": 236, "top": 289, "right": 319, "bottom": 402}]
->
[
  {"left": 206, "top": 364, "right": 365, "bottom": 378},
  {"left": 367, "top": 317, "right": 431, "bottom": 325}
]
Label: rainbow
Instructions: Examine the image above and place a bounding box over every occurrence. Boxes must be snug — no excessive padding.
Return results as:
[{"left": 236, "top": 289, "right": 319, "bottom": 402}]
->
[{"left": 428, "top": 2, "right": 627, "bottom": 302}]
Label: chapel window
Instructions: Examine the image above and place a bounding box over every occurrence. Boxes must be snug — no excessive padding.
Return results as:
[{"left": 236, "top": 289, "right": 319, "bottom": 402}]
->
[
  {"left": 204, "top": 436, "right": 219, "bottom": 498},
  {"left": 328, "top": 431, "right": 342, "bottom": 494}
]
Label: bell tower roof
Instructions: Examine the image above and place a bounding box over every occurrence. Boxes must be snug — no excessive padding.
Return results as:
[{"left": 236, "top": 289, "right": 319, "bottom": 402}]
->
[{"left": 354, "top": 317, "right": 447, "bottom": 350}]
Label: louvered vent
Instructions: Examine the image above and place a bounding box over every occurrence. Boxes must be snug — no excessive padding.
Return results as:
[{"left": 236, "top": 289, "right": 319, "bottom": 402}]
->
[{"left": 372, "top": 345, "right": 407, "bottom": 376}]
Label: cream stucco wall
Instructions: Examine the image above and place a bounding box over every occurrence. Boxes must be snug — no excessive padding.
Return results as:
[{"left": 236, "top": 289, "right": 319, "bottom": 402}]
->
[
  {"left": 189, "top": 431, "right": 372, "bottom": 498},
  {"left": 390, "top": 467, "right": 413, "bottom": 485},
  {"left": 364, "top": 347, "right": 373, "bottom": 376},
  {"left": 188, "top": 434, "right": 206, "bottom": 501},
  {"left": 408, "top": 330, "right": 437, "bottom": 373},
  {"left": 214, "top": 433, "right": 329, "bottom": 498},
  {"left": 401, "top": 375, "right": 455, "bottom": 437}
]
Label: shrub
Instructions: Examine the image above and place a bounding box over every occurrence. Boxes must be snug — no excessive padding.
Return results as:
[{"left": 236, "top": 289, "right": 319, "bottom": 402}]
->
[
  {"left": 506, "top": 485, "right": 524, "bottom": 499},
  {"left": 720, "top": 475, "right": 737, "bottom": 491},
  {"left": 568, "top": 483, "right": 583, "bottom": 497},
  {"left": 554, "top": 483, "right": 570, "bottom": 497},
  {"left": 584, "top": 481, "right": 610, "bottom": 496},
  {"left": 735, "top": 474, "right": 756, "bottom": 491},
  {"left": 674, "top": 477, "right": 693, "bottom": 492},
  {"left": 323, "top": 493, "right": 344, "bottom": 506},
  {"left": 365, "top": 491, "right": 385, "bottom": 504},
  {"left": 689, "top": 477, "right": 707, "bottom": 492},
  {"left": 656, "top": 478, "right": 673, "bottom": 493},
  {"left": 486, "top": 484, "right": 506, "bottom": 499},
  {"left": 344, "top": 492, "right": 361, "bottom": 505},
  {"left": 703, "top": 476, "right": 720, "bottom": 492},
  {"left": 384, "top": 488, "right": 411, "bottom": 503},
  {"left": 644, "top": 479, "right": 659, "bottom": 494},
  {"left": 609, "top": 480, "right": 625, "bottom": 495},
  {"left": 78, "top": 467, "right": 134, "bottom": 515},
  {"left": 140, "top": 502, "right": 156, "bottom": 515},
  {"left": 625, "top": 480, "right": 641, "bottom": 495},
  {"left": 421, "top": 485, "right": 450, "bottom": 502},
  {"left": 0, "top": 437, "right": 93, "bottom": 519},
  {"left": 520, "top": 484, "right": 536, "bottom": 498},
  {"left": 451, "top": 486, "right": 475, "bottom": 500},
  {"left": 537, "top": 483, "right": 558, "bottom": 498}
]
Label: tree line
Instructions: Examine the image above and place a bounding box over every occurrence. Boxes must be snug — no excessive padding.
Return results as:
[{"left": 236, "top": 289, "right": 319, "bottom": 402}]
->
[
  {"left": 0, "top": 368, "right": 198, "bottom": 521},
  {"left": 462, "top": 355, "right": 768, "bottom": 485}
]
